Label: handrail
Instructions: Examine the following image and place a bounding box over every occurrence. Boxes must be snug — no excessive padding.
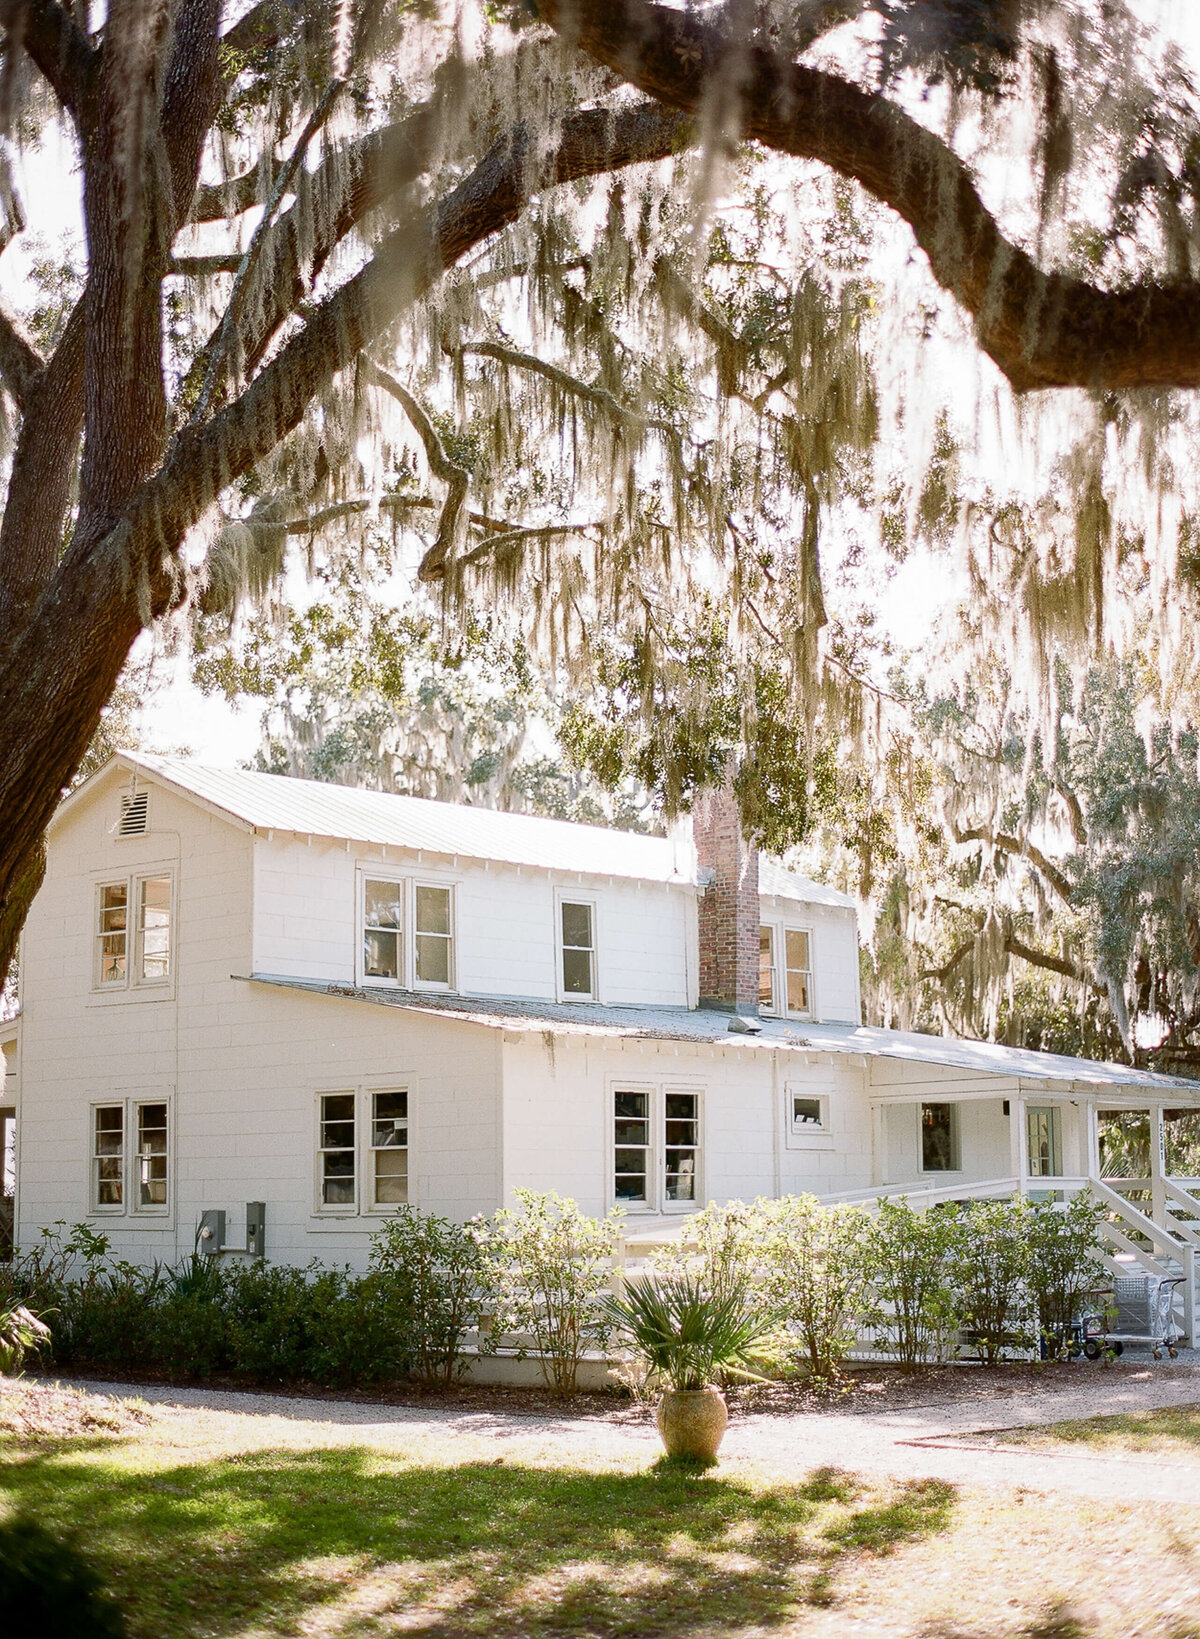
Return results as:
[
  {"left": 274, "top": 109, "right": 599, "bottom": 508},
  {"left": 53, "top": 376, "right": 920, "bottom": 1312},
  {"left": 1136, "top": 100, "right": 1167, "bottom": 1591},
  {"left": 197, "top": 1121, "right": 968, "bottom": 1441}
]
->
[
  {"left": 824, "top": 1177, "right": 1020, "bottom": 1212},
  {"left": 1087, "top": 1176, "right": 1186, "bottom": 1263}
]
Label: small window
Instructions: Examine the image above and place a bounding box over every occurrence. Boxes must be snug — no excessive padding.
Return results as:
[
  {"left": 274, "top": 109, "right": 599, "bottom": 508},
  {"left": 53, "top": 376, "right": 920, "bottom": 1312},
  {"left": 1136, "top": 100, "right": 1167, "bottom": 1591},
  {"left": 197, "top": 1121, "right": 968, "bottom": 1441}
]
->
[
  {"left": 1027, "top": 1106, "right": 1062, "bottom": 1179},
  {"left": 97, "top": 883, "right": 129, "bottom": 986},
  {"left": 320, "top": 1093, "right": 356, "bottom": 1207},
  {"left": 138, "top": 878, "right": 171, "bottom": 983},
  {"left": 759, "top": 926, "right": 777, "bottom": 1013},
  {"left": 371, "top": 1090, "right": 409, "bottom": 1207},
  {"left": 363, "top": 878, "right": 403, "bottom": 982},
  {"left": 561, "top": 901, "right": 595, "bottom": 997},
  {"left": 664, "top": 1092, "right": 699, "bottom": 1202},
  {"left": 414, "top": 885, "right": 453, "bottom": 987},
  {"left": 921, "top": 1102, "right": 959, "bottom": 1172},
  {"left": 135, "top": 1101, "right": 169, "bottom": 1209},
  {"left": 614, "top": 1090, "right": 650, "bottom": 1204},
  {"left": 93, "top": 1105, "right": 125, "bottom": 1209},
  {"left": 785, "top": 929, "right": 812, "bottom": 1015},
  {"left": 792, "top": 1095, "right": 826, "bottom": 1131}
]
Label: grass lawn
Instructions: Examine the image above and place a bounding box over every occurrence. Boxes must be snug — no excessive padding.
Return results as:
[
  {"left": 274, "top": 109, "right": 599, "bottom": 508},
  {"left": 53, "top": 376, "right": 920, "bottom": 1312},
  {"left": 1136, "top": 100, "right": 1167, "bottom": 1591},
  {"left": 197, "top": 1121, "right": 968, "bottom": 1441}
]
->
[
  {"left": 0, "top": 1384, "right": 952, "bottom": 1639},
  {"left": 1003, "top": 1399, "right": 1200, "bottom": 1460},
  {"left": 8, "top": 1383, "right": 1200, "bottom": 1638}
]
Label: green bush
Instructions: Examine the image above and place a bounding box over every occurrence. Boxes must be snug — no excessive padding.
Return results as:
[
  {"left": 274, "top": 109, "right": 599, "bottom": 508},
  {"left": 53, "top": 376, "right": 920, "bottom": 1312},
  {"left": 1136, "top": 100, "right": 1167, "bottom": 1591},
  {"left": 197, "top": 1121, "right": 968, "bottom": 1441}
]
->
[
  {"left": 870, "top": 1199, "right": 963, "bottom": 1367},
  {"left": 0, "top": 1516, "right": 126, "bottom": 1637},
  {"left": 1025, "top": 1193, "right": 1108, "bottom": 1351},
  {"left": 647, "top": 1198, "right": 769, "bottom": 1306},
  {"left": 369, "top": 1206, "right": 486, "bottom": 1384},
  {"left": 947, "top": 1197, "right": 1033, "bottom": 1363},
  {"left": 480, "top": 1189, "right": 621, "bottom": 1394},
  {"left": 761, "top": 1195, "right": 875, "bottom": 1382}
]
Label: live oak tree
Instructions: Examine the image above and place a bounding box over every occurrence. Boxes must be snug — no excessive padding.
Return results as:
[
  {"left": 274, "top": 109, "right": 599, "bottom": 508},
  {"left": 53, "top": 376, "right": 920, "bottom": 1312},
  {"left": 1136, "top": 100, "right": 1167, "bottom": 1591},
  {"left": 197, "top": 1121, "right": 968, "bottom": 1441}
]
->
[{"left": 8, "top": 0, "right": 1200, "bottom": 992}]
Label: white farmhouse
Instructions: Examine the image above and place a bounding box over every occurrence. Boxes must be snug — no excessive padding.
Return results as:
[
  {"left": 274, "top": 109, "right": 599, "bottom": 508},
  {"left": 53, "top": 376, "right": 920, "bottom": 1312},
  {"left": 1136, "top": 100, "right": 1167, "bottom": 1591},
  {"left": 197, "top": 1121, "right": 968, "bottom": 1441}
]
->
[{"left": 7, "top": 750, "right": 1200, "bottom": 1340}]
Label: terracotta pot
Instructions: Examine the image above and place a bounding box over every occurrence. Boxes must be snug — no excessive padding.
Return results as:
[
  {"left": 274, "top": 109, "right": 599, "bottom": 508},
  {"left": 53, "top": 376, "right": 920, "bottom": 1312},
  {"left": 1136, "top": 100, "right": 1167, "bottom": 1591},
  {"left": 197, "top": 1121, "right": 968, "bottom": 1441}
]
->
[{"left": 656, "top": 1387, "right": 728, "bottom": 1462}]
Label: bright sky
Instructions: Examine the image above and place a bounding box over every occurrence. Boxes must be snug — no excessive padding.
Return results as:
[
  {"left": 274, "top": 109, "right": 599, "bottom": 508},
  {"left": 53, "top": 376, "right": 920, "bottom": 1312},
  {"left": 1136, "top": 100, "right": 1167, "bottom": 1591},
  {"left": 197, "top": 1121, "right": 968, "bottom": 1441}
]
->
[{"left": 20, "top": 3, "right": 1200, "bottom": 771}]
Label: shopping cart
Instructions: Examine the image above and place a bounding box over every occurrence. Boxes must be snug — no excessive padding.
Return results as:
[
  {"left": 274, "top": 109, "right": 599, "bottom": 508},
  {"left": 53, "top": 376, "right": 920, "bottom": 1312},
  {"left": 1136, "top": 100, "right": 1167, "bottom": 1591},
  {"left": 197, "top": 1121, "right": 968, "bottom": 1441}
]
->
[{"left": 1090, "top": 1273, "right": 1184, "bottom": 1360}]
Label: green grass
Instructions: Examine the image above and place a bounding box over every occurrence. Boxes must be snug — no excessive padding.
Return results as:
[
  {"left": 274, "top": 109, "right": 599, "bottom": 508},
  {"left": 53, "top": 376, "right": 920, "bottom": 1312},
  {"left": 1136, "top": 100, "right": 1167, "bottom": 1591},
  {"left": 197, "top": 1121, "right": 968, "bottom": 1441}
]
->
[
  {"left": 1005, "top": 1399, "right": 1200, "bottom": 1458},
  {"left": 0, "top": 1431, "right": 954, "bottom": 1638}
]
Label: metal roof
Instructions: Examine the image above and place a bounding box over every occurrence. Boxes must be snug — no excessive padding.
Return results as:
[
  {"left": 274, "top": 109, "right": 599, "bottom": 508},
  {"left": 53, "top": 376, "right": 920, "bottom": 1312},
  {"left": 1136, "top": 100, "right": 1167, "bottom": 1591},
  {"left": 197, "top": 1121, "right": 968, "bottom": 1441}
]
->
[
  {"left": 241, "top": 974, "right": 1200, "bottom": 1095},
  {"left": 101, "top": 753, "right": 695, "bottom": 885},
  {"left": 758, "top": 858, "right": 857, "bottom": 910}
]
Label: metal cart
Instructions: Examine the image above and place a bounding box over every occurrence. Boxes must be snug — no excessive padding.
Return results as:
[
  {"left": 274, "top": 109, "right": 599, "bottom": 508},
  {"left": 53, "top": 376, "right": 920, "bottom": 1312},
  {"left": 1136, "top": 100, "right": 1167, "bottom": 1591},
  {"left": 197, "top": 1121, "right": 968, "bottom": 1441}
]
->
[{"left": 1090, "top": 1273, "right": 1184, "bottom": 1360}]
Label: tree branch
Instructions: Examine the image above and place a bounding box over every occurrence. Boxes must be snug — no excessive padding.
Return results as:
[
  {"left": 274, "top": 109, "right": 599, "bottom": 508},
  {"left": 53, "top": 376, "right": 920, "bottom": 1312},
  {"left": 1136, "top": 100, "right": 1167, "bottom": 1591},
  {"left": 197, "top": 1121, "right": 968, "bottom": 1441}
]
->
[
  {"left": 454, "top": 339, "right": 672, "bottom": 435},
  {"left": 0, "top": 304, "right": 43, "bottom": 408},
  {"left": 951, "top": 823, "right": 1075, "bottom": 903},
  {"left": 360, "top": 356, "right": 470, "bottom": 582},
  {"left": 537, "top": 0, "right": 1200, "bottom": 392},
  {"left": 0, "top": 0, "right": 96, "bottom": 118}
]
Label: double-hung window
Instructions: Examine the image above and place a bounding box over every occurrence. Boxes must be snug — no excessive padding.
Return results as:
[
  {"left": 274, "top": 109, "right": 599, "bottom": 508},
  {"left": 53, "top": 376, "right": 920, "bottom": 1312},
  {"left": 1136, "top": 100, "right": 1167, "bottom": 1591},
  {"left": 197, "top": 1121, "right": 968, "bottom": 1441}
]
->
[
  {"left": 91, "top": 1098, "right": 171, "bottom": 1215},
  {"left": 371, "top": 1091, "right": 409, "bottom": 1206},
  {"left": 784, "top": 929, "right": 812, "bottom": 1016},
  {"left": 363, "top": 879, "right": 403, "bottom": 981},
  {"left": 560, "top": 900, "right": 596, "bottom": 999},
  {"left": 95, "top": 874, "right": 172, "bottom": 990},
  {"left": 612, "top": 1085, "right": 702, "bottom": 1211},
  {"left": 759, "top": 923, "right": 813, "bottom": 1018},
  {"left": 759, "top": 926, "right": 777, "bottom": 1013},
  {"left": 319, "top": 1093, "right": 357, "bottom": 1207},
  {"left": 414, "top": 885, "right": 453, "bottom": 987}
]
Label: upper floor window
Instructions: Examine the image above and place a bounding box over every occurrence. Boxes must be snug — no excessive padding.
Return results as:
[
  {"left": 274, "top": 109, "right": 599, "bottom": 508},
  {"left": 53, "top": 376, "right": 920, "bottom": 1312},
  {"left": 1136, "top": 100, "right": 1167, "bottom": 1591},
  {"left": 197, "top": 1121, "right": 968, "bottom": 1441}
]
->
[
  {"left": 784, "top": 928, "right": 812, "bottom": 1016},
  {"left": 95, "top": 874, "right": 172, "bottom": 990},
  {"left": 414, "top": 885, "right": 453, "bottom": 987},
  {"left": 363, "top": 878, "right": 403, "bottom": 981},
  {"left": 560, "top": 900, "right": 596, "bottom": 999},
  {"left": 759, "top": 926, "right": 777, "bottom": 1013}
]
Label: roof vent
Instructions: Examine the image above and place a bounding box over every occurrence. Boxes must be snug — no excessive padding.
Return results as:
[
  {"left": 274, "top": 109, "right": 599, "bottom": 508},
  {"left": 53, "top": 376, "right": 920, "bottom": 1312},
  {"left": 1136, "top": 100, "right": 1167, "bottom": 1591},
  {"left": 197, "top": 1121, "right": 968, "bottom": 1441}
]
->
[{"left": 119, "top": 791, "right": 149, "bottom": 836}]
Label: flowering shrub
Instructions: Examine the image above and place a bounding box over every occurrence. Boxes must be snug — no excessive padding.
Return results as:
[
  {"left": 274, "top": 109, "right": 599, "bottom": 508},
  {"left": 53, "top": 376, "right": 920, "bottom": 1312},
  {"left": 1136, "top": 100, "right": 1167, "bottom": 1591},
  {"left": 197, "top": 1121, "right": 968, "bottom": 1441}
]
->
[{"left": 760, "top": 1196, "right": 875, "bottom": 1382}]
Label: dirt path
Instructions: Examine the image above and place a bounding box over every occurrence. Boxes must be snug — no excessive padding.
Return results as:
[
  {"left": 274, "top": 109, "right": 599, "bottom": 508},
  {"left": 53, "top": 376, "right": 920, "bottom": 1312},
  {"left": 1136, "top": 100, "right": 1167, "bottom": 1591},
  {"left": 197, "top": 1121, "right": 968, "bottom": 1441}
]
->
[{"left": 41, "top": 1358, "right": 1200, "bottom": 1502}]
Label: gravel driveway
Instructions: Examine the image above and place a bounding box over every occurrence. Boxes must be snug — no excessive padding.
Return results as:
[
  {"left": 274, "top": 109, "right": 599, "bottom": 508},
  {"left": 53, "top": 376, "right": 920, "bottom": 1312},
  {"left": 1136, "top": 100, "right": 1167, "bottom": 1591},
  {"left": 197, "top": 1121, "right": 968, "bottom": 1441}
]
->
[{"left": 42, "top": 1357, "right": 1200, "bottom": 1505}]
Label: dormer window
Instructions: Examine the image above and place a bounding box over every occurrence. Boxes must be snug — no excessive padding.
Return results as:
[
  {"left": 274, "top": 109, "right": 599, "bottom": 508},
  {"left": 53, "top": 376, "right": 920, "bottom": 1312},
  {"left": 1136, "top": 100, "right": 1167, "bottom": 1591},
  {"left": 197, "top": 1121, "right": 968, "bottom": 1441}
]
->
[
  {"left": 560, "top": 899, "right": 596, "bottom": 999},
  {"left": 759, "top": 926, "right": 777, "bottom": 1013},
  {"left": 414, "top": 884, "right": 453, "bottom": 988},
  {"left": 784, "top": 929, "right": 812, "bottom": 1016}
]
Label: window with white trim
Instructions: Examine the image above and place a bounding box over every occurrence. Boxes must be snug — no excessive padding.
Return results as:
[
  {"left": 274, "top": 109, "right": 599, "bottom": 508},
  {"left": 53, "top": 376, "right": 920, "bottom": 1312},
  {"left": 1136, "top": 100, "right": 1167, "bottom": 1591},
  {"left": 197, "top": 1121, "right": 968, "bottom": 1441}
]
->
[
  {"left": 92, "top": 1105, "right": 125, "bottom": 1209},
  {"left": 94, "top": 874, "right": 172, "bottom": 990},
  {"left": 135, "top": 1101, "right": 169, "bottom": 1209},
  {"left": 560, "top": 900, "right": 596, "bottom": 998},
  {"left": 792, "top": 1094, "right": 827, "bottom": 1132},
  {"left": 363, "top": 878, "right": 403, "bottom": 982},
  {"left": 612, "top": 1085, "right": 702, "bottom": 1211},
  {"left": 759, "top": 925, "right": 778, "bottom": 1014},
  {"left": 319, "top": 1093, "right": 357, "bottom": 1207},
  {"left": 784, "top": 928, "right": 812, "bottom": 1016},
  {"left": 371, "top": 1090, "right": 409, "bottom": 1207},
  {"left": 91, "top": 1097, "right": 171, "bottom": 1216},
  {"left": 414, "top": 884, "right": 453, "bottom": 987}
]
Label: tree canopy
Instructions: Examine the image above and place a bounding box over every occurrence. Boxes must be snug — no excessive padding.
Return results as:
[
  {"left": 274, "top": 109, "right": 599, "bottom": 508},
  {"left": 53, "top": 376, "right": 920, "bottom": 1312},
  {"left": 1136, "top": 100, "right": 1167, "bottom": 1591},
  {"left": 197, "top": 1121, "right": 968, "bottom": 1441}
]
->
[{"left": 5, "top": 0, "right": 1200, "bottom": 999}]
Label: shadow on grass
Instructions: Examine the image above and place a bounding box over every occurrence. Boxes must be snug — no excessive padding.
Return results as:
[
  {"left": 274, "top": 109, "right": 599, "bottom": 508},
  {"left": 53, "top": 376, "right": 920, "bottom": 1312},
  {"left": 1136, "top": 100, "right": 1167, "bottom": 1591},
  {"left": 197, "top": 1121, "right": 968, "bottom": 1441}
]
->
[{"left": 0, "top": 1442, "right": 956, "bottom": 1639}]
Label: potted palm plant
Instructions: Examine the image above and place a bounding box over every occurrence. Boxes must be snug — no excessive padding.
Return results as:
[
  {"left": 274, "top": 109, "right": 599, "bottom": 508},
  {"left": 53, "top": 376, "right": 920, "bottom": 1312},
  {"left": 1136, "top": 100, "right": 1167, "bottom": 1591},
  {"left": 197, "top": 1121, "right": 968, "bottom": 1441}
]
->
[{"left": 603, "top": 1274, "right": 775, "bottom": 1462}]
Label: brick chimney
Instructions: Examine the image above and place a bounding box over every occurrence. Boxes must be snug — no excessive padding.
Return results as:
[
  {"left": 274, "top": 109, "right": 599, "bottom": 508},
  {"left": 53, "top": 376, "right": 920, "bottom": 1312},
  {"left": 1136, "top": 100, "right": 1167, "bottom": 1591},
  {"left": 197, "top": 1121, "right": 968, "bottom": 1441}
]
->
[{"left": 693, "top": 784, "right": 760, "bottom": 1013}]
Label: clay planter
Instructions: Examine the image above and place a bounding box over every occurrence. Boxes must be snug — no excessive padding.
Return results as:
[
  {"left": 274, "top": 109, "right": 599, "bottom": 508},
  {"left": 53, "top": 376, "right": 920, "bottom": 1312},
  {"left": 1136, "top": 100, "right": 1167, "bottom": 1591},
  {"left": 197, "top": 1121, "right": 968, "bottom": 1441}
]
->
[{"left": 656, "top": 1387, "right": 728, "bottom": 1462}]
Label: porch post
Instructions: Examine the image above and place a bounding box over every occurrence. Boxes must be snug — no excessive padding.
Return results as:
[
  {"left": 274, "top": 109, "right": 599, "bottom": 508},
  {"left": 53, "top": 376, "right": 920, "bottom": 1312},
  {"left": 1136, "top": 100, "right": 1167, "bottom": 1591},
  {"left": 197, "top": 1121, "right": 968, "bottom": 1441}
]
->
[
  {"left": 870, "top": 1102, "right": 885, "bottom": 1187},
  {"left": 1150, "top": 1104, "right": 1167, "bottom": 1229},
  {"left": 1085, "top": 1101, "right": 1100, "bottom": 1180},
  {"left": 1011, "top": 1093, "right": 1027, "bottom": 1192}
]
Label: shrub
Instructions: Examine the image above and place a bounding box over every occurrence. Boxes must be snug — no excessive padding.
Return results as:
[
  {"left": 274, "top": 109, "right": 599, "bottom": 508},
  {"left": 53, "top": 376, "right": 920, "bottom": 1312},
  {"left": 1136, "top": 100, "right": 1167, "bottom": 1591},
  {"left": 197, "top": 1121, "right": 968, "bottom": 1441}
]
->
[
  {"left": 369, "top": 1206, "right": 486, "bottom": 1384},
  {"left": 0, "top": 1301, "right": 51, "bottom": 1375},
  {"left": 761, "top": 1195, "right": 875, "bottom": 1382},
  {"left": 481, "top": 1190, "right": 621, "bottom": 1394},
  {"left": 870, "top": 1199, "right": 963, "bottom": 1367},
  {"left": 0, "top": 1516, "right": 126, "bottom": 1637},
  {"left": 947, "top": 1197, "right": 1033, "bottom": 1363},
  {"left": 647, "top": 1198, "right": 769, "bottom": 1306},
  {"left": 603, "top": 1273, "right": 775, "bottom": 1391},
  {"left": 1025, "top": 1193, "right": 1108, "bottom": 1351}
]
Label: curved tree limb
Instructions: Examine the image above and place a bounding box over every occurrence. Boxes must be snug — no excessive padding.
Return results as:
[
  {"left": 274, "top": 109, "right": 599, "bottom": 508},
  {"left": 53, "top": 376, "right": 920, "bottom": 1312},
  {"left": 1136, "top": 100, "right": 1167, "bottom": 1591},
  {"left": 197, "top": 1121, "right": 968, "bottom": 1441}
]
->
[
  {"left": 0, "top": 0, "right": 96, "bottom": 119},
  {"left": 951, "top": 823, "right": 1075, "bottom": 904},
  {"left": 535, "top": 0, "right": 1200, "bottom": 392}
]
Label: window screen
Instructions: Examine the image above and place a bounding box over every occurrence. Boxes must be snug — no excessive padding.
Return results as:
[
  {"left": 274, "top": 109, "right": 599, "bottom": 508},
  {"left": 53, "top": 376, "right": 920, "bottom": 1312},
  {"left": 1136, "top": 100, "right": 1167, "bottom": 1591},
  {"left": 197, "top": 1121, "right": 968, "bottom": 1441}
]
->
[
  {"left": 561, "top": 901, "right": 595, "bottom": 995},
  {"left": 363, "top": 879, "right": 403, "bottom": 981},
  {"left": 371, "top": 1090, "right": 409, "bottom": 1206},
  {"left": 320, "top": 1093, "right": 356, "bottom": 1206},
  {"left": 414, "top": 886, "right": 452, "bottom": 986}
]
